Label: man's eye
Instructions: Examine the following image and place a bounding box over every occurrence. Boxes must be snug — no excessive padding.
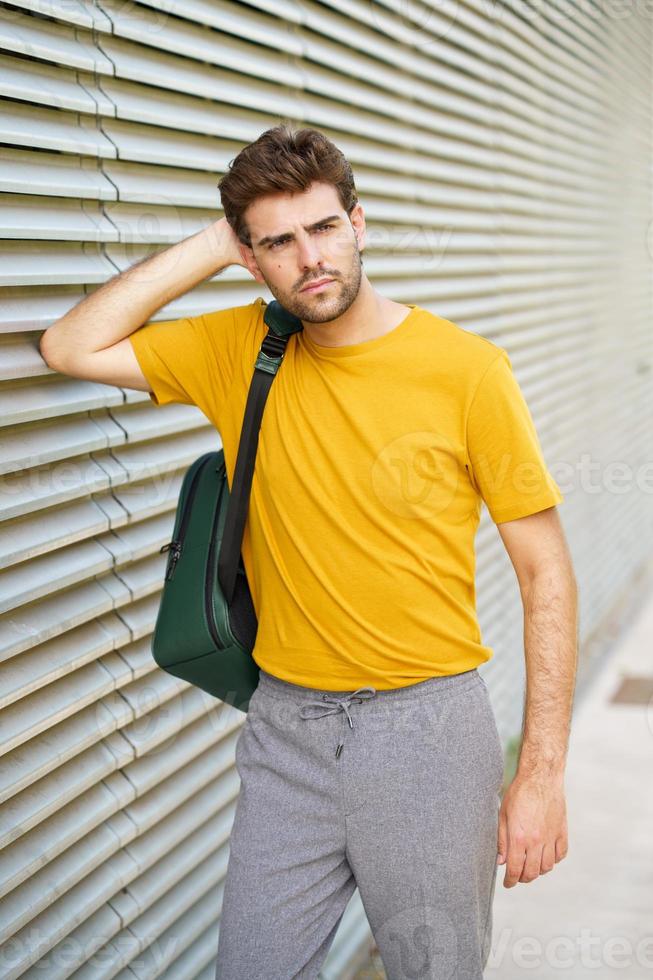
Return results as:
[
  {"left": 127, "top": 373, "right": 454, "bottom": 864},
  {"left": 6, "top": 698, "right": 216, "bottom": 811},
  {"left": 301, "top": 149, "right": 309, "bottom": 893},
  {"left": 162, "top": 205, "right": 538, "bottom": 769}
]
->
[{"left": 269, "top": 224, "right": 333, "bottom": 249}]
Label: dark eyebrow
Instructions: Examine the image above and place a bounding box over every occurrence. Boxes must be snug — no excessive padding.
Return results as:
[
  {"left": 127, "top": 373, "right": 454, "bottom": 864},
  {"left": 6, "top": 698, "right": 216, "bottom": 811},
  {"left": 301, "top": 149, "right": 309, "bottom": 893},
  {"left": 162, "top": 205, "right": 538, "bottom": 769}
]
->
[{"left": 256, "top": 214, "right": 341, "bottom": 248}]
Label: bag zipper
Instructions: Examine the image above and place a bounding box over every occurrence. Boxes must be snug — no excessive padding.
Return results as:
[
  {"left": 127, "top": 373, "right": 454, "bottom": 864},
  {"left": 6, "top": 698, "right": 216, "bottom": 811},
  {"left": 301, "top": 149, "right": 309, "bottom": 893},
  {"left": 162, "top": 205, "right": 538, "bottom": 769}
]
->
[{"left": 159, "top": 454, "right": 212, "bottom": 581}]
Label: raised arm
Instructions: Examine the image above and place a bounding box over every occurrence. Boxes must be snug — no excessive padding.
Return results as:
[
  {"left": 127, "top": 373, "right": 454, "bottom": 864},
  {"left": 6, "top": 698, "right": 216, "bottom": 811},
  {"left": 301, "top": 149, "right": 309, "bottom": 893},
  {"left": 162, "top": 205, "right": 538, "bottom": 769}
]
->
[{"left": 39, "top": 218, "right": 246, "bottom": 391}]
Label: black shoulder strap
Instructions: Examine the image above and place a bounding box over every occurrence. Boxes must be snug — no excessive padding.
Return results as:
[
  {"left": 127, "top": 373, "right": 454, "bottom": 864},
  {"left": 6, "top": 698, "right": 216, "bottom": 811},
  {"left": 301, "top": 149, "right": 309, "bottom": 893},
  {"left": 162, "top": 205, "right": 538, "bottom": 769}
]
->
[{"left": 218, "top": 300, "right": 303, "bottom": 604}]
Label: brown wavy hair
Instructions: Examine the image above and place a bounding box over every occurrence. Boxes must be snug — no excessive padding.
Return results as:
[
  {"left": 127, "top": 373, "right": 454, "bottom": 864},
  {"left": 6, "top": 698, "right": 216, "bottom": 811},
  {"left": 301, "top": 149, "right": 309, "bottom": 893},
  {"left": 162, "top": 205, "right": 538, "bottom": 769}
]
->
[{"left": 218, "top": 124, "right": 359, "bottom": 247}]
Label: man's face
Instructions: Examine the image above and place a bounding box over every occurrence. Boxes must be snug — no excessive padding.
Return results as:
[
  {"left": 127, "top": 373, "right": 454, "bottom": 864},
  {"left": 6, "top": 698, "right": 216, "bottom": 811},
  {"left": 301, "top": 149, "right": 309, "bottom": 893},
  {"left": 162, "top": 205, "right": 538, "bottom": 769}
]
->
[{"left": 239, "top": 181, "right": 365, "bottom": 323}]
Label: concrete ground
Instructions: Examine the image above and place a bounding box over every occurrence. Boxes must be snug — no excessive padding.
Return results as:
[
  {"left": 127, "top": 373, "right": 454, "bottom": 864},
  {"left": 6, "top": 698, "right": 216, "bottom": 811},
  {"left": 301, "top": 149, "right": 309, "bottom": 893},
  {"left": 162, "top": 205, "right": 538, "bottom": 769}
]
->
[
  {"left": 353, "top": 588, "right": 653, "bottom": 979},
  {"left": 486, "top": 590, "right": 653, "bottom": 979}
]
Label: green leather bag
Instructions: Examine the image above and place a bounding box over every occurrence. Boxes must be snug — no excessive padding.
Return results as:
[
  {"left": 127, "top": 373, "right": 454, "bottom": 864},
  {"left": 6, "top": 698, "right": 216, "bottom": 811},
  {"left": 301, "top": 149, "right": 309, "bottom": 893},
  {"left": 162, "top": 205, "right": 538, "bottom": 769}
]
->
[{"left": 151, "top": 300, "right": 303, "bottom": 712}]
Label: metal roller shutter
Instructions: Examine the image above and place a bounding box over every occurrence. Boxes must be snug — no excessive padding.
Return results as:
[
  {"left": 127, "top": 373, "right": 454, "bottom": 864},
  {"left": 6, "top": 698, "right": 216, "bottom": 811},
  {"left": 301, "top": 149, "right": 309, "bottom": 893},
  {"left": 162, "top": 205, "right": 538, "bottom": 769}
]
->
[{"left": 1, "top": 1, "right": 651, "bottom": 976}]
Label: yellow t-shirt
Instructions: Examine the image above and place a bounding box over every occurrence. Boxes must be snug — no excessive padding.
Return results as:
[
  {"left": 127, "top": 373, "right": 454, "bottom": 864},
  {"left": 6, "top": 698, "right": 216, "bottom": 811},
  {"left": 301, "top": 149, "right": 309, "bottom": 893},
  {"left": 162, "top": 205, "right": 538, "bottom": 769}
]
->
[{"left": 130, "top": 297, "right": 563, "bottom": 690}]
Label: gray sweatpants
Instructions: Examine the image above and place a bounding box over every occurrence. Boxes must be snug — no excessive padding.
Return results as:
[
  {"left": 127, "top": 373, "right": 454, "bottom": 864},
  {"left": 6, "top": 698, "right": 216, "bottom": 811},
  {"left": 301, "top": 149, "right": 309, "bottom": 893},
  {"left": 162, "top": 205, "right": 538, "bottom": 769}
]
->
[{"left": 215, "top": 666, "right": 504, "bottom": 980}]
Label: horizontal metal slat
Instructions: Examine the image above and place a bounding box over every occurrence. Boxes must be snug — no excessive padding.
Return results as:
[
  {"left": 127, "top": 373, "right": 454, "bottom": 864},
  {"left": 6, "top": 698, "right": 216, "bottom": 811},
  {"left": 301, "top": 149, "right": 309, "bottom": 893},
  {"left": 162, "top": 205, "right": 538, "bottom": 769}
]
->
[
  {"left": 100, "top": 0, "right": 302, "bottom": 61},
  {"left": 0, "top": 414, "right": 125, "bottom": 476},
  {"left": 0, "top": 194, "right": 119, "bottom": 241},
  {"left": 109, "top": 635, "right": 157, "bottom": 682},
  {"left": 0, "top": 452, "right": 123, "bottom": 524},
  {"left": 110, "top": 592, "right": 160, "bottom": 648},
  {"left": 0, "top": 147, "right": 117, "bottom": 201},
  {"left": 0, "top": 738, "right": 122, "bottom": 849},
  {"left": 0, "top": 775, "right": 135, "bottom": 900},
  {"left": 0, "top": 330, "right": 58, "bottom": 380},
  {"left": 12, "top": 899, "right": 122, "bottom": 980},
  {"left": 1, "top": 495, "right": 120, "bottom": 568},
  {"left": 0, "top": 687, "right": 130, "bottom": 802},
  {"left": 25, "top": 803, "right": 232, "bottom": 977},
  {"left": 0, "top": 572, "right": 131, "bottom": 663},
  {"left": 159, "top": 922, "right": 224, "bottom": 980},
  {"left": 0, "top": 99, "right": 118, "bottom": 155},
  {"left": 109, "top": 426, "right": 221, "bottom": 483},
  {"left": 0, "top": 782, "right": 224, "bottom": 969},
  {"left": 0, "top": 285, "right": 94, "bottom": 329},
  {"left": 100, "top": 509, "right": 174, "bottom": 564},
  {"left": 99, "top": 50, "right": 300, "bottom": 121},
  {"left": 0, "top": 8, "right": 114, "bottom": 72},
  {"left": 110, "top": 471, "right": 183, "bottom": 525},
  {"left": 302, "top": 27, "right": 494, "bottom": 119},
  {"left": 100, "top": 115, "right": 254, "bottom": 169},
  {"left": 131, "top": 694, "right": 237, "bottom": 768},
  {"left": 0, "top": 536, "right": 121, "bottom": 615},
  {"left": 0, "top": 660, "right": 124, "bottom": 755},
  {"left": 0, "top": 823, "right": 139, "bottom": 960},
  {"left": 101, "top": 1, "right": 523, "bottom": 151},
  {"left": 321, "top": 0, "right": 497, "bottom": 72},
  {"left": 102, "top": 198, "right": 222, "bottom": 244},
  {"left": 17, "top": 902, "right": 123, "bottom": 980},
  {"left": 0, "top": 377, "right": 126, "bottom": 428},
  {"left": 118, "top": 774, "right": 237, "bottom": 884},
  {"left": 101, "top": 159, "right": 223, "bottom": 208},
  {"left": 0, "top": 616, "right": 131, "bottom": 708},
  {"left": 100, "top": 550, "right": 167, "bottom": 605},
  {"left": 114, "top": 870, "right": 222, "bottom": 976},
  {"left": 0, "top": 52, "right": 114, "bottom": 113},
  {"left": 4, "top": 0, "right": 112, "bottom": 31}
]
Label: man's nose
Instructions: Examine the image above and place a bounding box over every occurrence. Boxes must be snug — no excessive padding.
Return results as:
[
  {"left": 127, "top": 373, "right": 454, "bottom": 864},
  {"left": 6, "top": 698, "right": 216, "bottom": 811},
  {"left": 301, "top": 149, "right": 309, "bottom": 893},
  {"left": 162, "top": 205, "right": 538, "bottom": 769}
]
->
[{"left": 295, "top": 233, "right": 323, "bottom": 269}]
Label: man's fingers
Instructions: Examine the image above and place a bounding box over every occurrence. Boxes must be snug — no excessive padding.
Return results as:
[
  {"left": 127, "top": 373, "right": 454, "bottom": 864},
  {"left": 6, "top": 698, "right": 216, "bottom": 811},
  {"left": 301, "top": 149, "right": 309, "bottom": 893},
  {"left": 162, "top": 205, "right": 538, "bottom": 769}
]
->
[
  {"left": 497, "top": 809, "right": 508, "bottom": 865},
  {"left": 503, "top": 834, "right": 527, "bottom": 887},
  {"left": 555, "top": 835, "right": 569, "bottom": 862},
  {"left": 540, "top": 841, "right": 556, "bottom": 873},
  {"left": 519, "top": 842, "right": 545, "bottom": 882}
]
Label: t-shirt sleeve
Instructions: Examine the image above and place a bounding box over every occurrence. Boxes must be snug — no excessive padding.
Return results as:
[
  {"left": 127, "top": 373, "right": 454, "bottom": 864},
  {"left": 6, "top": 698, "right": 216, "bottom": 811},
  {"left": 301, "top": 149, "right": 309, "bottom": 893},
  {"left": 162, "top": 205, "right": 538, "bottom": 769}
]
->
[
  {"left": 128, "top": 305, "right": 238, "bottom": 419},
  {"left": 466, "top": 349, "right": 564, "bottom": 523}
]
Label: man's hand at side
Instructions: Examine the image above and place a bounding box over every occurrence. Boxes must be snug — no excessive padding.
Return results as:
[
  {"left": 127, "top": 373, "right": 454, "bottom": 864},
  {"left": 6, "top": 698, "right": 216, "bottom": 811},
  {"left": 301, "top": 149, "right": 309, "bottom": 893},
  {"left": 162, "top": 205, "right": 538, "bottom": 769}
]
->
[{"left": 497, "top": 770, "right": 568, "bottom": 887}]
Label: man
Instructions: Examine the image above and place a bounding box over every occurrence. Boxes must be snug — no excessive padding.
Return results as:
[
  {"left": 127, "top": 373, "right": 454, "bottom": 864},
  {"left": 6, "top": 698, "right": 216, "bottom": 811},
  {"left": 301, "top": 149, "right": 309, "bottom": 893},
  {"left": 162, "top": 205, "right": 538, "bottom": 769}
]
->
[{"left": 40, "top": 124, "right": 578, "bottom": 979}]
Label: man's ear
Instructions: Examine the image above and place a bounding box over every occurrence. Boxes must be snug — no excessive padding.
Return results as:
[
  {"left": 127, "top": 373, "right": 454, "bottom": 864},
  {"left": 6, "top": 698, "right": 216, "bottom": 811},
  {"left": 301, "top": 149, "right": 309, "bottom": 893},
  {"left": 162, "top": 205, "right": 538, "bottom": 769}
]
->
[
  {"left": 349, "top": 201, "right": 366, "bottom": 254},
  {"left": 240, "top": 244, "right": 265, "bottom": 284}
]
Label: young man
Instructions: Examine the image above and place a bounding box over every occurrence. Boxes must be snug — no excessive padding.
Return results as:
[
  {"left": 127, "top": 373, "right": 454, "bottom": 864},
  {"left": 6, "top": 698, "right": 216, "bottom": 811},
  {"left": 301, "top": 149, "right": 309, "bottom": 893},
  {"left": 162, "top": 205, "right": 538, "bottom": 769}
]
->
[{"left": 41, "top": 125, "right": 578, "bottom": 979}]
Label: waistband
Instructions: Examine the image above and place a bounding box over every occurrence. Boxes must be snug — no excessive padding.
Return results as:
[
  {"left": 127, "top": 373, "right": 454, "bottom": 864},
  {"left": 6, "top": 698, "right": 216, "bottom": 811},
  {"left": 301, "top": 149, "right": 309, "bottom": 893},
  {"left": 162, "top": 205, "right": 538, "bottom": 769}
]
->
[{"left": 256, "top": 666, "right": 481, "bottom": 705}]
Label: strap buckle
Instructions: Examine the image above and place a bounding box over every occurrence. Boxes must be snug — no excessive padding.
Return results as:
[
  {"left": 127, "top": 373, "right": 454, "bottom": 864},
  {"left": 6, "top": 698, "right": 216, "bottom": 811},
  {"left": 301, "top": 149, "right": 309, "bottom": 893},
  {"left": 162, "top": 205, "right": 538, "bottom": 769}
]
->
[
  {"left": 255, "top": 331, "right": 288, "bottom": 375},
  {"left": 260, "top": 332, "right": 287, "bottom": 358}
]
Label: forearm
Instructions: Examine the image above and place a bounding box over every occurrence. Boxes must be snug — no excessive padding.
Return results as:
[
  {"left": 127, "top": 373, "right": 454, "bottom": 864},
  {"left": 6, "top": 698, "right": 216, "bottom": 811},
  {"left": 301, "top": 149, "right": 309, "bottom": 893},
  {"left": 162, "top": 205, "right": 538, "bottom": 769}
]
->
[
  {"left": 42, "top": 220, "right": 237, "bottom": 362},
  {"left": 516, "top": 561, "right": 579, "bottom": 780}
]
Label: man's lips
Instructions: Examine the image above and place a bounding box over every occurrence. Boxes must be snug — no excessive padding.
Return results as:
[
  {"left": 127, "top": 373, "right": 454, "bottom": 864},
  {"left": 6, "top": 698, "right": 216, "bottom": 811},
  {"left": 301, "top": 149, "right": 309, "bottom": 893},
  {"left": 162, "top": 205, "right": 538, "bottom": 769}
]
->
[{"left": 300, "top": 278, "right": 335, "bottom": 292}]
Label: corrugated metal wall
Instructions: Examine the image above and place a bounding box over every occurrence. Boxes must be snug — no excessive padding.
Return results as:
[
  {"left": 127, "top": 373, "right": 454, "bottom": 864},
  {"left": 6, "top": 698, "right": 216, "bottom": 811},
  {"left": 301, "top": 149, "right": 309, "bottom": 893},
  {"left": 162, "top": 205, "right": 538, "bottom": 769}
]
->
[{"left": 1, "top": 1, "right": 651, "bottom": 976}]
